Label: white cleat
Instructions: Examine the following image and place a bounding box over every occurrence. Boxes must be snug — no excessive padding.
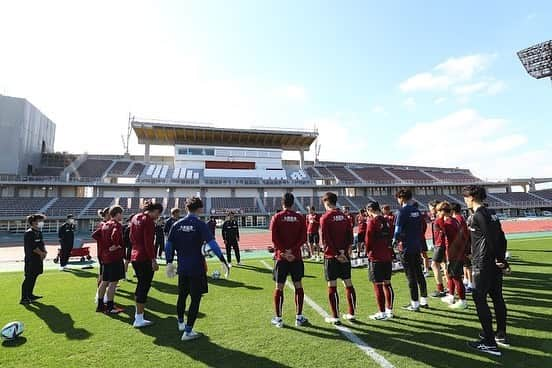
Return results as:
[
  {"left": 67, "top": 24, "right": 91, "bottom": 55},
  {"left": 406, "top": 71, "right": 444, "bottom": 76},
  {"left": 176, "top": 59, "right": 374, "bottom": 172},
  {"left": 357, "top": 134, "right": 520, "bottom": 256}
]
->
[
  {"left": 325, "top": 317, "right": 341, "bottom": 325},
  {"left": 385, "top": 310, "right": 394, "bottom": 319},
  {"left": 342, "top": 313, "right": 356, "bottom": 321},
  {"left": 450, "top": 300, "right": 468, "bottom": 310},
  {"left": 177, "top": 321, "right": 186, "bottom": 331},
  {"left": 271, "top": 317, "right": 284, "bottom": 328},
  {"left": 181, "top": 330, "right": 201, "bottom": 341},
  {"left": 441, "top": 295, "right": 455, "bottom": 305},
  {"left": 370, "top": 312, "right": 389, "bottom": 321},
  {"left": 295, "top": 315, "right": 309, "bottom": 326},
  {"left": 133, "top": 319, "right": 153, "bottom": 328}
]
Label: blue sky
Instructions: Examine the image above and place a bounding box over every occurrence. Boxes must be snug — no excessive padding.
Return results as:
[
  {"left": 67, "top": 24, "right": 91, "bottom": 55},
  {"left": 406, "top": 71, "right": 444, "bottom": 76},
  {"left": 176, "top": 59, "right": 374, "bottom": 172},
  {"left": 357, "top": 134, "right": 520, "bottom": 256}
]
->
[{"left": 0, "top": 1, "right": 551, "bottom": 180}]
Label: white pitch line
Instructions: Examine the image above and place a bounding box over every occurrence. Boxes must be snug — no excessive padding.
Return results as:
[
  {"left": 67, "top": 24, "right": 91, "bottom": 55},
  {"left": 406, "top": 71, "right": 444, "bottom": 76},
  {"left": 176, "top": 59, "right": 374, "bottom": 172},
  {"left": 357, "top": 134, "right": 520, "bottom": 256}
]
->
[{"left": 260, "top": 260, "right": 395, "bottom": 368}]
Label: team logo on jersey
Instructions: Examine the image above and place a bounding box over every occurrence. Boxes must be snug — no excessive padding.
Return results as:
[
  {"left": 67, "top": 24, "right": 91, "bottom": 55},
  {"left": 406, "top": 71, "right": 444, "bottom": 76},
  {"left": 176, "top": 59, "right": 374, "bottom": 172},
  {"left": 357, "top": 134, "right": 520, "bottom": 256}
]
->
[
  {"left": 410, "top": 212, "right": 420, "bottom": 218},
  {"left": 283, "top": 216, "right": 298, "bottom": 222},
  {"left": 333, "top": 215, "right": 345, "bottom": 221},
  {"left": 178, "top": 225, "right": 195, "bottom": 232}
]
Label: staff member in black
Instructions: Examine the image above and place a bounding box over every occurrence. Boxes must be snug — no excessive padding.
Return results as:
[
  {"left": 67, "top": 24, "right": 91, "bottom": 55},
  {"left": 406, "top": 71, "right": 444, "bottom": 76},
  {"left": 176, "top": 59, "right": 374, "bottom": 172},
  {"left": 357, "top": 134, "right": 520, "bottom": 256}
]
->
[
  {"left": 58, "top": 214, "right": 76, "bottom": 271},
  {"left": 164, "top": 208, "right": 181, "bottom": 238},
  {"left": 463, "top": 185, "right": 508, "bottom": 357},
  {"left": 222, "top": 211, "right": 241, "bottom": 265},
  {"left": 21, "top": 214, "right": 48, "bottom": 305},
  {"left": 155, "top": 218, "right": 165, "bottom": 259}
]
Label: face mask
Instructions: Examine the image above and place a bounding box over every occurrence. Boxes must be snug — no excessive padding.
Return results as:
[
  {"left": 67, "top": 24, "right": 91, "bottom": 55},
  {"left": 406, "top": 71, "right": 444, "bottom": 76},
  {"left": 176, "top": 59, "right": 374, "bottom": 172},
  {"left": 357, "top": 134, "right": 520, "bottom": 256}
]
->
[
  {"left": 68, "top": 219, "right": 75, "bottom": 224},
  {"left": 37, "top": 222, "right": 45, "bottom": 229}
]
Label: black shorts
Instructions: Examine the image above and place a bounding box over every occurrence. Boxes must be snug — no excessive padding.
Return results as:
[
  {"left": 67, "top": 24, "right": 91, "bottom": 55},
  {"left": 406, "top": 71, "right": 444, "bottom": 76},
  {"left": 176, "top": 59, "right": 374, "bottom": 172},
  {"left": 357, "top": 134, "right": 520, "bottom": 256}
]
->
[
  {"left": 308, "top": 233, "right": 320, "bottom": 245},
  {"left": 432, "top": 246, "right": 446, "bottom": 263},
  {"left": 102, "top": 260, "right": 125, "bottom": 282},
  {"left": 357, "top": 232, "right": 366, "bottom": 244},
  {"left": 447, "top": 261, "right": 464, "bottom": 278},
  {"left": 273, "top": 260, "right": 304, "bottom": 284},
  {"left": 132, "top": 260, "right": 155, "bottom": 304},
  {"left": 324, "top": 258, "right": 352, "bottom": 281},
  {"left": 179, "top": 273, "right": 208, "bottom": 296},
  {"left": 369, "top": 261, "right": 392, "bottom": 283},
  {"left": 125, "top": 246, "right": 132, "bottom": 261}
]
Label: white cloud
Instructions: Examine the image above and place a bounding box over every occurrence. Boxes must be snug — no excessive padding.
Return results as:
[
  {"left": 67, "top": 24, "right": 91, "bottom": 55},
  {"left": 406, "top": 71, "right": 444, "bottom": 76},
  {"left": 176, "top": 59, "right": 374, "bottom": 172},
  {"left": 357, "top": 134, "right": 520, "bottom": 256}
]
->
[
  {"left": 396, "top": 109, "right": 540, "bottom": 180},
  {"left": 371, "top": 105, "right": 386, "bottom": 114},
  {"left": 399, "top": 54, "right": 504, "bottom": 100},
  {"left": 434, "top": 97, "right": 447, "bottom": 105},
  {"left": 278, "top": 84, "right": 307, "bottom": 101}
]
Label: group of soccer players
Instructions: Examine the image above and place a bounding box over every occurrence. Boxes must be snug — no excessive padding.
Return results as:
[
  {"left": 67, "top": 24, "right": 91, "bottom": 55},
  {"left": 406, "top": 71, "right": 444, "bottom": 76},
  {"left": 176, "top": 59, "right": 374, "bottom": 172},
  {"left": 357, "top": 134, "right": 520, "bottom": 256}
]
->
[{"left": 269, "top": 185, "right": 509, "bottom": 356}]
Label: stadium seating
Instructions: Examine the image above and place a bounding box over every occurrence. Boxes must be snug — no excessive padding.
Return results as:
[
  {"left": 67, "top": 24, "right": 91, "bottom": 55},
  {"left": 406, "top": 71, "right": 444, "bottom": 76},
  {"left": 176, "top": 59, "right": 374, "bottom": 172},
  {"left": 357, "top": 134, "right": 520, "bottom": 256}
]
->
[
  {"left": 532, "top": 189, "right": 552, "bottom": 201},
  {"left": 387, "top": 168, "right": 435, "bottom": 183},
  {"left": 491, "top": 192, "right": 549, "bottom": 206},
  {"left": 81, "top": 197, "right": 115, "bottom": 217},
  {"left": 262, "top": 197, "right": 283, "bottom": 214},
  {"left": 33, "top": 167, "right": 63, "bottom": 176},
  {"left": 297, "top": 197, "right": 326, "bottom": 212},
  {"left": 0, "top": 198, "right": 51, "bottom": 218},
  {"left": 107, "top": 161, "right": 131, "bottom": 175},
  {"left": 425, "top": 170, "right": 480, "bottom": 182},
  {"left": 370, "top": 195, "right": 402, "bottom": 210},
  {"left": 350, "top": 167, "right": 396, "bottom": 184},
  {"left": 71, "top": 159, "right": 113, "bottom": 179},
  {"left": 315, "top": 166, "right": 336, "bottom": 178},
  {"left": 211, "top": 197, "right": 261, "bottom": 214},
  {"left": 127, "top": 162, "right": 146, "bottom": 176},
  {"left": 326, "top": 166, "right": 358, "bottom": 182},
  {"left": 304, "top": 167, "right": 322, "bottom": 179},
  {"left": 45, "top": 197, "right": 94, "bottom": 217},
  {"left": 413, "top": 194, "right": 458, "bottom": 208},
  {"left": 344, "top": 196, "right": 372, "bottom": 211}
]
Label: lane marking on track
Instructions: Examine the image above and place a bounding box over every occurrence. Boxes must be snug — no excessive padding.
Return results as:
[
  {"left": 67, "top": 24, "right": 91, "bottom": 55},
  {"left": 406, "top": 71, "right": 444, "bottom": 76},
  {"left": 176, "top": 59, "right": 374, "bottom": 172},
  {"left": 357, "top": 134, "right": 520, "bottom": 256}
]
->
[{"left": 260, "top": 260, "right": 395, "bottom": 368}]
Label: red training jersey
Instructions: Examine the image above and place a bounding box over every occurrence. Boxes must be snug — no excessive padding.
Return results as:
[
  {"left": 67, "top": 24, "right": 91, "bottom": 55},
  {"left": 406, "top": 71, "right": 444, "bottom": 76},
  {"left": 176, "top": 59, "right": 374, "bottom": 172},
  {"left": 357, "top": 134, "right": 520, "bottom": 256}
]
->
[
  {"left": 365, "top": 215, "right": 393, "bottom": 262},
  {"left": 436, "top": 216, "right": 465, "bottom": 261},
  {"left": 454, "top": 213, "right": 471, "bottom": 256},
  {"left": 270, "top": 209, "right": 307, "bottom": 261},
  {"left": 356, "top": 213, "right": 368, "bottom": 233},
  {"left": 98, "top": 220, "right": 124, "bottom": 264},
  {"left": 130, "top": 212, "right": 156, "bottom": 262},
  {"left": 384, "top": 214, "right": 396, "bottom": 238},
  {"left": 321, "top": 208, "right": 354, "bottom": 259},
  {"left": 92, "top": 220, "right": 106, "bottom": 262},
  {"left": 306, "top": 213, "right": 320, "bottom": 234},
  {"left": 345, "top": 213, "right": 354, "bottom": 229}
]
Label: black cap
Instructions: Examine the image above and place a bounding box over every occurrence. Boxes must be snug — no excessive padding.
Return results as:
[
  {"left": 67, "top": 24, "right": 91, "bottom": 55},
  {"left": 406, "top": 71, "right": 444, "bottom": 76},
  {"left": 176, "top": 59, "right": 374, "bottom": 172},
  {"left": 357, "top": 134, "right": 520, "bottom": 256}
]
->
[{"left": 67, "top": 214, "right": 74, "bottom": 219}]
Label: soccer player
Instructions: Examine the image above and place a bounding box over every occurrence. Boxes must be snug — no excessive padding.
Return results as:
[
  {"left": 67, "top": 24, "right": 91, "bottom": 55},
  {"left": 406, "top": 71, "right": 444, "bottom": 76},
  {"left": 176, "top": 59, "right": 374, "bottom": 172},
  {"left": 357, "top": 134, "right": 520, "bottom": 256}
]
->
[
  {"left": 343, "top": 206, "right": 355, "bottom": 229},
  {"left": 321, "top": 192, "right": 356, "bottom": 324},
  {"left": 93, "top": 207, "right": 111, "bottom": 303},
  {"left": 365, "top": 202, "right": 394, "bottom": 320},
  {"left": 269, "top": 193, "right": 309, "bottom": 328},
  {"left": 429, "top": 200, "right": 448, "bottom": 298},
  {"left": 452, "top": 202, "right": 473, "bottom": 293},
  {"left": 207, "top": 216, "right": 217, "bottom": 236},
  {"left": 58, "top": 214, "right": 75, "bottom": 271},
  {"left": 154, "top": 218, "right": 165, "bottom": 259},
  {"left": 129, "top": 201, "right": 164, "bottom": 328},
  {"left": 96, "top": 205, "right": 125, "bottom": 314},
  {"left": 165, "top": 197, "right": 229, "bottom": 341},
  {"left": 164, "top": 208, "right": 181, "bottom": 238},
  {"left": 413, "top": 202, "right": 431, "bottom": 277},
  {"left": 20, "top": 214, "right": 47, "bottom": 305},
  {"left": 123, "top": 214, "right": 135, "bottom": 281},
  {"left": 434, "top": 202, "right": 467, "bottom": 310},
  {"left": 463, "top": 185, "right": 508, "bottom": 356},
  {"left": 222, "top": 211, "right": 241, "bottom": 265},
  {"left": 306, "top": 206, "right": 321, "bottom": 261},
  {"left": 393, "top": 189, "right": 428, "bottom": 312},
  {"left": 356, "top": 209, "right": 368, "bottom": 258}
]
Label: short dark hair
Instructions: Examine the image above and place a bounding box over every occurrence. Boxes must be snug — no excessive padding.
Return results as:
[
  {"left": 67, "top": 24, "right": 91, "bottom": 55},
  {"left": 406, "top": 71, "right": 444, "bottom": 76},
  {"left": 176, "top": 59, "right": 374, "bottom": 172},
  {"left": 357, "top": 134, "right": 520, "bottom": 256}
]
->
[
  {"left": 282, "top": 192, "right": 294, "bottom": 208},
  {"left": 322, "top": 192, "right": 337, "bottom": 206},
  {"left": 436, "top": 201, "right": 452, "bottom": 214},
  {"left": 309, "top": 206, "right": 316, "bottom": 212},
  {"left": 462, "top": 185, "right": 487, "bottom": 202},
  {"left": 451, "top": 203, "right": 462, "bottom": 213},
  {"left": 143, "top": 200, "right": 164, "bottom": 213},
  {"left": 395, "top": 189, "right": 412, "bottom": 200},
  {"left": 67, "top": 214, "right": 74, "bottom": 219},
  {"left": 27, "top": 213, "right": 45, "bottom": 225},
  {"left": 186, "top": 197, "right": 203, "bottom": 212},
  {"left": 109, "top": 205, "right": 124, "bottom": 218},
  {"left": 170, "top": 208, "right": 181, "bottom": 216},
  {"left": 366, "top": 201, "right": 380, "bottom": 212},
  {"left": 360, "top": 208, "right": 366, "bottom": 214}
]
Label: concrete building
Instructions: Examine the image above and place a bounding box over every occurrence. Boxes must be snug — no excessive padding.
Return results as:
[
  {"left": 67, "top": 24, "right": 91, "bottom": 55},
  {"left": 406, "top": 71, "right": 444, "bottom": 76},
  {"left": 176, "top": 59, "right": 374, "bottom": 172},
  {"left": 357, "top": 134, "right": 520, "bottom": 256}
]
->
[{"left": 0, "top": 95, "right": 56, "bottom": 175}]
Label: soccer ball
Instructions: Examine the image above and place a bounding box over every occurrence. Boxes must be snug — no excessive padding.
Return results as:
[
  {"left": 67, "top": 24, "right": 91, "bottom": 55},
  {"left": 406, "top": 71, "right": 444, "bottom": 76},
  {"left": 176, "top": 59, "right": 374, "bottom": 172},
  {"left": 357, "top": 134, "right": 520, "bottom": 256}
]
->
[
  {"left": 1, "top": 321, "right": 24, "bottom": 341},
  {"left": 212, "top": 270, "right": 221, "bottom": 279}
]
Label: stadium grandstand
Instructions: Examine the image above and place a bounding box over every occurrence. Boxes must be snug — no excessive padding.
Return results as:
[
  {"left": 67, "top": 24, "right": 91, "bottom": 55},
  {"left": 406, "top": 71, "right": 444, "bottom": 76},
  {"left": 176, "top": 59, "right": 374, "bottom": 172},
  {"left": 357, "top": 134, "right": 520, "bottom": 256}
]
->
[{"left": 0, "top": 103, "right": 551, "bottom": 233}]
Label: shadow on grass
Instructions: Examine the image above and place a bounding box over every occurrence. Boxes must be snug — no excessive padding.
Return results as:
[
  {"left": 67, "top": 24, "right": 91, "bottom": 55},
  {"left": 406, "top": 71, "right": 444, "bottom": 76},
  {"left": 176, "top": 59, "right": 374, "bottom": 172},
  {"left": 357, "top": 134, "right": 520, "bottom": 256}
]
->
[
  {"left": 136, "top": 316, "right": 294, "bottom": 368},
  {"left": 24, "top": 302, "right": 92, "bottom": 340},
  {"left": 64, "top": 268, "right": 98, "bottom": 279},
  {"left": 114, "top": 289, "right": 206, "bottom": 319}
]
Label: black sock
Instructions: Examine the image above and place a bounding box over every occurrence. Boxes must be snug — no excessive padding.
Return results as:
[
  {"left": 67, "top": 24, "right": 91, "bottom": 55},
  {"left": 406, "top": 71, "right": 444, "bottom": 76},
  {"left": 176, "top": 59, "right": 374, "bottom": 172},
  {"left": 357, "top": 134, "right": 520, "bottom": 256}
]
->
[{"left": 107, "top": 300, "right": 114, "bottom": 311}]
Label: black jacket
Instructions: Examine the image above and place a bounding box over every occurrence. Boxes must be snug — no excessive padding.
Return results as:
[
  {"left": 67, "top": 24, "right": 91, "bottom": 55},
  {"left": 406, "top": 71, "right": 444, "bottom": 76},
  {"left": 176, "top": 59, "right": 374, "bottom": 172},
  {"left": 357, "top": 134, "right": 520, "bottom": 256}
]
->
[
  {"left": 24, "top": 228, "right": 45, "bottom": 274},
  {"left": 467, "top": 206, "right": 507, "bottom": 270},
  {"left": 58, "top": 222, "right": 75, "bottom": 246},
  {"left": 222, "top": 220, "right": 240, "bottom": 243}
]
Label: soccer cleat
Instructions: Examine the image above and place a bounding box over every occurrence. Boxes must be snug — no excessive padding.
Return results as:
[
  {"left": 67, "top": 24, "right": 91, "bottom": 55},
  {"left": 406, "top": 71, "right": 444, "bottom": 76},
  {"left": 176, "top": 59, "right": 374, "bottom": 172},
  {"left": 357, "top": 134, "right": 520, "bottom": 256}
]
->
[
  {"left": 467, "top": 339, "right": 502, "bottom": 356},
  {"left": 369, "top": 312, "right": 388, "bottom": 321},
  {"left": 479, "top": 332, "right": 510, "bottom": 348},
  {"left": 385, "top": 310, "right": 394, "bottom": 319},
  {"left": 30, "top": 294, "right": 43, "bottom": 301},
  {"left": 402, "top": 304, "right": 420, "bottom": 312},
  {"left": 430, "top": 290, "right": 447, "bottom": 298},
  {"left": 342, "top": 313, "right": 356, "bottom": 321},
  {"left": 449, "top": 300, "right": 468, "bottom": 310},
  {"left": 465, "top": 287, "right": 473, "bottom": 294},
  {"left": 181, "top": 330, "right": 201, "bottom": 341},
  {"left": 178, "top": 321, "right": 186, "bottom": 332},
  {"left": 325, "top": 317, "right": 341, "bottom": 325},
  {"left": 105, "top": 305, "right": 125, "bottom": 314},
  {"left": 19, "top": 298, "right": 32, "bottom": 305},
  {"left": 271, "top": 317, "right": 284, "bottom": 328},
  {"left": 441, "top": 295, "right": 455, "bottom": 305},
  {"left": 133, "top": 319, "right": 153, "bottom": 328},
  {"left": 295, "top": 315, "right": 309, "bottom": 326}
]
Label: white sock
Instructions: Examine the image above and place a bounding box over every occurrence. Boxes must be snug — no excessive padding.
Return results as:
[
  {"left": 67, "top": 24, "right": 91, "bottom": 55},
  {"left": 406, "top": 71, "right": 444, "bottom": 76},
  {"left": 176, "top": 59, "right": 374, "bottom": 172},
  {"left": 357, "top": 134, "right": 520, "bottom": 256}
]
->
[
  {"left": 420, "top": 297, "right": 428, "bottom": 305},
  {"left": 411, "top": 300, "right": 420, "bottom": 308},
  {"left": 385, "top": 308, "right": 393, "bottom": 314},
  {"left": 135, "top": 313, "right": 144, "bottom": 323},
  {"left": 468, "top": 282, "right": 473, "bottom": 288},
  {"left": 103, "top": 295, "right": 108, "bottom": 303}
]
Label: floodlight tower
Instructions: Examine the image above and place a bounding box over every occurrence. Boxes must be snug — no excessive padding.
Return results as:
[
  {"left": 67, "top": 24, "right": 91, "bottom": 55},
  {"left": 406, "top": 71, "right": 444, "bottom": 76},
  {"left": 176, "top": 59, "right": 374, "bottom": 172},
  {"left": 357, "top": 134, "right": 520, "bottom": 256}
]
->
[{"left": 517, "top": 40, "right": 552, "bottom": 82}]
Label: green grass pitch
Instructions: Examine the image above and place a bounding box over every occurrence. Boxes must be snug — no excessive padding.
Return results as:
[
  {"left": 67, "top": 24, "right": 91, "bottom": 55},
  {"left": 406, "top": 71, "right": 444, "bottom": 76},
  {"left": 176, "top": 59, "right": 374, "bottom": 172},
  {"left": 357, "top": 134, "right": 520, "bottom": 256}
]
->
[{"left": 1, "top": 236, "right": 551, "bottom": 367}]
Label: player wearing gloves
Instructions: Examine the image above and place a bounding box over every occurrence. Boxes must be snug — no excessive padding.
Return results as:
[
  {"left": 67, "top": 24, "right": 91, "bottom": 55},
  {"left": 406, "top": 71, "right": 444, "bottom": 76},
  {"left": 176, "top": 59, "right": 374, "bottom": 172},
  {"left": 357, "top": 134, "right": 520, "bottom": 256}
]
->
[
  {"left": 269, "top": 192, "right": 308, "bottom": 328},
  {"left": 165, "top": 196, "right": 229, "bottom": 341}
]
